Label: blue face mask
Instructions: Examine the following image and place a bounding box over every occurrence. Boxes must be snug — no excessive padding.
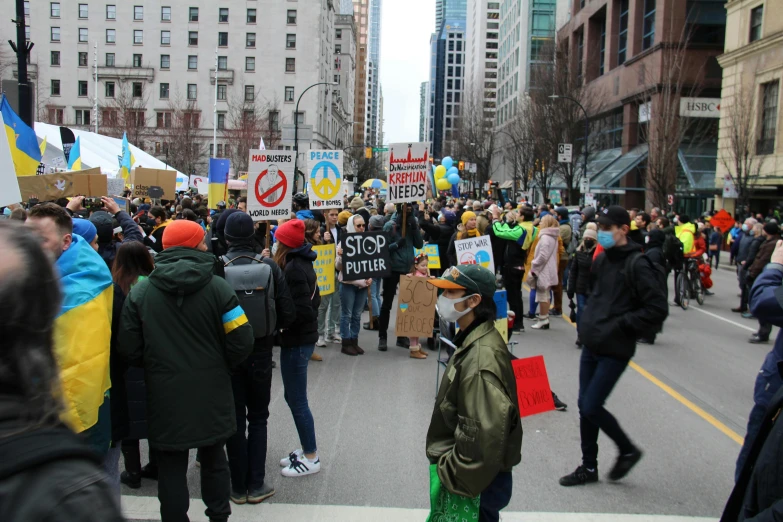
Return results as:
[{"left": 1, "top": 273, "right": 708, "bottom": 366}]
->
[
  {"left": 597, "top": 230, "right": 616, "bottom": 249},
  {"left": 742, "top": 224, "right": 749, "bottom": 232}
]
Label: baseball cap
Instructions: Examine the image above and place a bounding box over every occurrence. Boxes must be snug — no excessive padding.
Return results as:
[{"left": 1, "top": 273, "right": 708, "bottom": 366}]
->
[
  {"left": 597, "top": 205, "right": 631, "bottom": 227},
  {"left": 429, "top": 265, "right": 496, "bottom": 297}
]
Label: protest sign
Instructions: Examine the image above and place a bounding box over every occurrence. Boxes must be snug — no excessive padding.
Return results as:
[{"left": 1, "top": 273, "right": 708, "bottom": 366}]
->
[
  {"left": 511, "top": 356, "right": 555, "bottom": 417},
  {"left": 18, "top": 169, "right": 107, "bottom": 201},
  {"left": 387, "top": 142, "right": 429, "bottom": 204},
  {"left": 132, "top": 168, "right": 177, "bottom": 200},
  {"left": 342, "top": 231, "right": 391, "bottom": 281},
  {"left": 312, "top": 244, "right": 336, "bottom": 297},
  {"left": 709, "top": 209, "right": 734, "bottom": 232},
  {"left": 414, "top": 244, "right": 441, "bottom": 269},
  {"left": 190, "top": 175, "right": 207, "bottom": 189},
  {"left": 307, "top": 150, "right": 343, "bottom": 209},
  {"left": 395, "top": 275, "right": 438, "bottom": 338},
  {"left": 0, "top": 111, "right": 21, "bottom": 206},
  {"left": 107, "top": 177, "right": 125, "bottom": 196},
  {"left": 454, "top": 236, "right": 495, "bottom": 273},
  {"left": 246, "top": 150, "right": 294, "bottom": 221}
]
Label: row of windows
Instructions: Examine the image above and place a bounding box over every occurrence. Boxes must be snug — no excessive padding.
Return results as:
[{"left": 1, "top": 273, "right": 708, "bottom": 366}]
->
[
  {"left": 48, "top": 3, "right": 277, "bottom": 24},
  {"left": 52, "top": 27, "right": 294, "bottom": 50}
]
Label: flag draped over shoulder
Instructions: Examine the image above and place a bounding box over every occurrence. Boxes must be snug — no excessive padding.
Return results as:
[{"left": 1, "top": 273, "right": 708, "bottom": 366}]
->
[
  {"left": 54, "top": 235, "right": 113, "bottom": 433},
  {"left": 0, "top": 95, "right": 41, "bottom": 176}
]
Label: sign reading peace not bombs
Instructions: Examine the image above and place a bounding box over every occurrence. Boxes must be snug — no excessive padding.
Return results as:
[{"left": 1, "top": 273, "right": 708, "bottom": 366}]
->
[
  {"left": 308, "top": 150, "right": 344, "bottom": 209},
  {"left": 342, "top": 231, "right": 391, "bottom": 282}
]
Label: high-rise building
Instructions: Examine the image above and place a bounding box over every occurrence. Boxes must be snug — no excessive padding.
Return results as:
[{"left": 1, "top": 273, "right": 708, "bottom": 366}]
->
[
  {"left": 419, "top": 81, "right": 428, "bottom": 142},
  {"left": 333, "top": 15, "right": 357, "bottom": 149},
  {"left": 365, "top": 0, "right": 382, "bottom": 146},
  {"left": 378, "top": 84, "right": 384, "bottom": 145},
  {"left": 465, "top": 0, "right": 500, "bottom": 122},
  {"left": 352, "top": 0, "right": 370, "bottom": 145}
]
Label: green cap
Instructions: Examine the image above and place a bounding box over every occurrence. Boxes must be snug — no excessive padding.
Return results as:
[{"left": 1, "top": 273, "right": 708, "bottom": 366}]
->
[{"left": 430, "top": 264, "right": 496, "bottom": 297}]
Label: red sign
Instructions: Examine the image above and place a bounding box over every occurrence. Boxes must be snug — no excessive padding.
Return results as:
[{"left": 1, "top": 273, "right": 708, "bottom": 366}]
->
[
  {"left": 511, "top": 355, "right": 555, "bottom": 417},
  {"left": 709, "top": 209, "right": 735, "bottom": 232},
  {"left": 254, "top": 169, "right": 287, "bottom": 208}
]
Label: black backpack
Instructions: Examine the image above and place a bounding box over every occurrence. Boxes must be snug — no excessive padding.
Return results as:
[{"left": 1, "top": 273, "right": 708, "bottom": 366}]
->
[
  {"left": 221, "top": 253, "right": 276, "bottom": 339},
  {"left": 625, "top": 251, "right": 668, "bottom": 334},
  {"left": 662, "top": 233, "right": 685, "bottom": 272}
]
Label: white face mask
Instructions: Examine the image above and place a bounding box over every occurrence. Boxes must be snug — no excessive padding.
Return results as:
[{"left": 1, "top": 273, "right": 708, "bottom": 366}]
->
[{"left": 437, "top": 294, "right": 476, "bottom": 323}]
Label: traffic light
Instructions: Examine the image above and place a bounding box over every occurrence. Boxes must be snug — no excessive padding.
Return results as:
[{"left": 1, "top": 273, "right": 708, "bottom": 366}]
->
[
  {"left": 458, "top": 160, "right": 465, "bottom": 171},
  {"left": 365, "top": 147, "right": 372, "bottom": 159}
]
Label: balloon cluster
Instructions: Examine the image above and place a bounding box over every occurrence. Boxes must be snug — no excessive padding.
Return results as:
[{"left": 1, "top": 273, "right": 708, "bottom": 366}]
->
[{"left": 433, "top": 156, "right": 460, "bottom": 191}]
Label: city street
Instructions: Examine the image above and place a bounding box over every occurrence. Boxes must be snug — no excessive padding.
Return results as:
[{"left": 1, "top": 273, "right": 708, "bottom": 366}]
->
[{"left": 122, "top": 264, "right": 765, "bottom": 521}]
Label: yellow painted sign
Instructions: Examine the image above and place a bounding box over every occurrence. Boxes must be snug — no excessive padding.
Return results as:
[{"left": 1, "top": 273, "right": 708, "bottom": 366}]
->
[
  {"left": 313, "top": 244, "right": 335, "bottom": 296},
  {"left": 414, "top": 244, "right": 441, "bottom": 269}
]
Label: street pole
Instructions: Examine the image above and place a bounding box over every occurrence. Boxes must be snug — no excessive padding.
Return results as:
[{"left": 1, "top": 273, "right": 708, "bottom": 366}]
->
[
  {"left": 294, "top": 81, "right": 338, "bottom": 193},
  {"left": 212, "top": 48, "right": 218, "bottom": 158},
  {"left": 549, "top": 95, "right": 590, "bottom": 200},
  {"left": 9, "top": 0, "right": 34, "bottom": 126},
  {"left": 94, "top": 41, "right": 99, "bottom": 134}
]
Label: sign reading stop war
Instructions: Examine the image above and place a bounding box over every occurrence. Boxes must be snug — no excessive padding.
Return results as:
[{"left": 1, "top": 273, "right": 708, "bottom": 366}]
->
[
  {"left": 246, "top": 150, "right": 294, "bottom": 221},
  {"left": 455, "top": 236, "right": 495, "bottom": 274},
  {"left": 342, "top": 231, "right": 391, "bottom": 281},
  {"left": 395, "top": 275, "right": 437, "bottom": 338},
  {"left": 387, "top": 142, "right": 429, "bottom": 204},
  {"left": 511, "top": 355, "right": 555, "bottom": 418}
]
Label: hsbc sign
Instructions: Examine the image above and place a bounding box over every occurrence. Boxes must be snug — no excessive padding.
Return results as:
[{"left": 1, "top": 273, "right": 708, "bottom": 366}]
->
[{"left": 680, "top": 97, "right": 721, "bottom": 118}]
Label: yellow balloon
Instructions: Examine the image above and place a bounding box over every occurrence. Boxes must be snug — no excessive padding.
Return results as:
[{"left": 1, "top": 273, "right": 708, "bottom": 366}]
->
[
  {"left": 436, "top": 178, "right": 451, "bottom": 191},
  {"left": 435, "top": 165, "right": 447, "bottom": 179}
]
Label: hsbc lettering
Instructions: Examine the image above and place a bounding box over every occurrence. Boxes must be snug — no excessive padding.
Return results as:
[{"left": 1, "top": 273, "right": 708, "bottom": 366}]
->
[
  {"left": 686, "top": 102, "right": 717, "bottom": 112},
  {"left": 679, "top": 97, "right": 721, "bottom": 118}
]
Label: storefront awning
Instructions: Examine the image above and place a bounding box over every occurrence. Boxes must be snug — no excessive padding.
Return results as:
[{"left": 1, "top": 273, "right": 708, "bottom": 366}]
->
[
  {"left": 590, "top": 144, "right": 649, "bottom": 189},
  {"left": 678, "top": 143, "right": 718, "bottom": 191}
]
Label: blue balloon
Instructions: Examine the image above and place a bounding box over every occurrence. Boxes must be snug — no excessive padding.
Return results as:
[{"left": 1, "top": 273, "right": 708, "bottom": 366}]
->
[
  {"left": 442, "top": 156, "right": 454, "bottom": 170},
  {"left": 447, "top": 166, "right": 459, "bottom": 176},
  {"left": 447, "top": 173, "right": 460, "bottom": 185}
]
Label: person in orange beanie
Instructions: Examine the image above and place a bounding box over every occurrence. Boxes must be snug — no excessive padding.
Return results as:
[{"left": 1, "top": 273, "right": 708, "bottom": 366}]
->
[{"left": 162, "top": 219, "right": 207, "bottom": 250}]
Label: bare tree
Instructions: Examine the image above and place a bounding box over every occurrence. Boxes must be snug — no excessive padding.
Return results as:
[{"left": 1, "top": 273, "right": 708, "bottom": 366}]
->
[
  {"left": 346, "top": 146, "right": 383, "bottom": 185},
  {"left": 158, "top": 92, "right": 205, "bottom": 175},
  {"left": 453, "top": 88, "right": 497, "bottom": 190},
  {"left": 223, "top": 84, "right": 279, "bottom": 174},
  {"left": 101, "top": 79, "right": 151, "bottom": 147}
]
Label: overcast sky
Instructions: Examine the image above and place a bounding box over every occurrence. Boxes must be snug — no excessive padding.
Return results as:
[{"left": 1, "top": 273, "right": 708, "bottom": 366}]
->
[{"left": 379, "top": 0, "right": 435, "bottom": 144}]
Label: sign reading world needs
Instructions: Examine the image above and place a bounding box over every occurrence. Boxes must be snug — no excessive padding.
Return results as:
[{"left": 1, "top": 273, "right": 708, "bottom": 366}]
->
[
  {"left": 387, "top": 142, "right": 429, "bottom": 204},
  {"left": 246, "top": 149, "right": 294, "bottom": 221},
  {"left": 308, "top": 150, "right": 343, "bottom": 209}
]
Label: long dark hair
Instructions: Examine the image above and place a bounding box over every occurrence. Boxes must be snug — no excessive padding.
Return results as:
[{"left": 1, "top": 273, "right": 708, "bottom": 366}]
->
[
  {"left": 112, "top": 242, "right": 155, "bottom": 295},
  {"left": 273, "top": 242, "right": 293, "bottom": 270},
  {"left": 473, "top": 294, "right": 497, "bottom": 325}
]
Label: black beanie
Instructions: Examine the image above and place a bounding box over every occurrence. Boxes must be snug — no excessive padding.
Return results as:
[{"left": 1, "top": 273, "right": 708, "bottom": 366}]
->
[
  {"left": 764, "top": 222, "right": 780, "bottom": 236},
  {"left": 224, "top": 212, "right": 255, "bottom": 241},
  {"left": 89, "top": 211, "right": 115, "bottom": 244}
]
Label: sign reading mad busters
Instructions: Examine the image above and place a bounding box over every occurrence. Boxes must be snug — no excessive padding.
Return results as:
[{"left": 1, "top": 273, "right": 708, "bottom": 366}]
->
[{"left": 246, "top": 150, "right": 294, "bottom": 221}]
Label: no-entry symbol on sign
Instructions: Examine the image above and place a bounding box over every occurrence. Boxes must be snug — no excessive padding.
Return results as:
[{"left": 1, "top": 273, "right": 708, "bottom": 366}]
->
[
  {"left": 255, "top": 167, "right": 287, "bottom": 207},
  {"left": 246, "top": 150, "right": 295, "bottom": 221}
]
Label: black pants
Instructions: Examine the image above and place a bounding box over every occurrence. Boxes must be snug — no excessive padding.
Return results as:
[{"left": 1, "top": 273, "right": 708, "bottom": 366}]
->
[
  {"left": 121, "top": 438, "right": 158, "bottom": 474},
  {"left": 709, "top": 250, "right": 720, "bottom": 269},
  {"left": 378, "top": 271, "right": 405, "bottom": 340},
  {"left": 757, "top": 321, "right": 772, "bottom": 341},
  {"left": 503, "top": 266, "right": 524, "bottom": 329},
  {"left": 479, "top": 471, "right": 513, "bottom": 522},
  {"left": 157, "top": 441, "right": 231, "bottom": 522},
  {"left": 226, "top": 347, "right": 273, "bottom": 494}
]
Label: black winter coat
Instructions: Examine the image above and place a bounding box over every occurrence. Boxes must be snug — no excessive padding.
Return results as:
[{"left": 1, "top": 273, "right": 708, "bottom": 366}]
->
[
  {"left": 98, "top": 210, "right": 145, "bottom": 270},
  {"left": 567, "top": 249, "right": 594, "bottom": 297},
  {"left": 645, "top": 229, "right": 668, "bottom": 273},
  {"left": 280, "top": 244, "right": 321, "bottom": 348},
  {"left": 579, "top": 242, "right": 669, "bottom": 360},
  {"left": 436, "top": 223, "right": 455, "bottom": 268}
]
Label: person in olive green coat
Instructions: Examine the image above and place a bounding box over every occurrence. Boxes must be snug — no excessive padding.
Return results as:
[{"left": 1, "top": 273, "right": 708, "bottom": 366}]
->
[
  {"left": 427, "top": 265, "right": 523, "bottom": 521},
  {"left": 119, "top": 220, "right": 254, "bottom": 522}
]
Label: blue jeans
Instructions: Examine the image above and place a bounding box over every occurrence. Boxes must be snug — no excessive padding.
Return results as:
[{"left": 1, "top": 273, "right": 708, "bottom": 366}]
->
[
  {"left": 576, "top": 294, "right": 588, "bottom": 329},
  {"left": 340, "top": 283, "right": 368, "bottom": 340},
  {"left": 369, "top": 278, "right": 381, "bottom": 319},
  {"left": 479, "top": 471, "right": 512, "bottom": 522},
  {"left": 280, "top": 344, "right": 317, "bottom": 454},
  {"left": 736, "top": 402, "right": 766, "bottom": 482}
]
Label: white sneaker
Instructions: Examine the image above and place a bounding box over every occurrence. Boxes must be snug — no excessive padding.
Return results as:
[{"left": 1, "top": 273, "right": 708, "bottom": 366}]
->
[
  {"left": 280, "top": 449, "right": 304, "bottom": 467},
  {"left": 281, "top": 454, "right": 321, "bottom": 477},
  {"left": 327, "top": 333, "right": 342, "bottom": 343},
  {"left": 315, "top": 336, "right": 326, "bottom": 347}
]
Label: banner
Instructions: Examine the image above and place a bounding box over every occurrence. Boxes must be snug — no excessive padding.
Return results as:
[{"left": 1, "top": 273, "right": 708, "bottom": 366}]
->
[
  {"left": 246, "top": 150, "right": 294, "bottom": 221},
  {"left": 17, "top": 168, "right": 107, "bottom": 201},
  {"left": 342, "top": 231, "right": 391, "bottom": 281},
  {"left": 454, "top": 236, "right": 495, "bottom": 273},
  {"left": 312, "top": 244, "right": 336, "bottom": 297},
  {"left": 511, "top": 356, "right": 555, "bottom": 417},
  {"left": 0, "top": 111, "right": 21, "bottom": 206},
  {"left": 395, "top": 275, "right": 437, "bottom": 338},
  {"left": 307, "top": 150, "right": 344, "bottom": 209},
  {"left": 189, "top": 174, "right": 207, "bottom": 189},
  {"left": 132, "top": 168, "right": 177, "bottom": 200},
  {"left": 388, "top": 142, "right": 429, "bottom": 203},
  {"left": 414, "top": 244, "right": 441, "bottom": 269}
]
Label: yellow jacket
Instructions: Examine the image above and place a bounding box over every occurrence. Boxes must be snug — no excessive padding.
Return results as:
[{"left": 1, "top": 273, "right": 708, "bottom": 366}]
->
[{"left": 675, "top": 222, "right": 696, "bottom": 255}]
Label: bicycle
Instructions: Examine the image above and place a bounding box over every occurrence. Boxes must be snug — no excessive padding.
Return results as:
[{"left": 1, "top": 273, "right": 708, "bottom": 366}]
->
[{"left": 676, "top": 257, "right": 704, "bottom": 310}]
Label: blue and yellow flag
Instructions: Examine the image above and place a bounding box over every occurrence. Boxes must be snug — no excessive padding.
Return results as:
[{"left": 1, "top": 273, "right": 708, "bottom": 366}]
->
[
  {"left": 0, "top": 95, "right": 41, "bottom": 176},
  {"left": 67, "top": 136, "right": 82, "bottom": 170},
  {"left": 54, "top": 235, "right": 113, "bottom": 433},
  {"left": 118, "top": 132, "right": 134, "bottom": 181},
  {"left": 208, "top": 158, "right": 230, "bottom": 209}
]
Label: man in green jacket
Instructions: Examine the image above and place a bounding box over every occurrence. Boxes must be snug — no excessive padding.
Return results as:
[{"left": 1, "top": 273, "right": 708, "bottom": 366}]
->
[{"left": 119, "top": 219, "right": 254, "bottom": 522}]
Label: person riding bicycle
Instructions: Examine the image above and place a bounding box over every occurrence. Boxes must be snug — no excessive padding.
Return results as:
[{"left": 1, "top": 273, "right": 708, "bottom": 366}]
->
[{"left": 675, "top": 215, "right": 697, "bottom": 257}]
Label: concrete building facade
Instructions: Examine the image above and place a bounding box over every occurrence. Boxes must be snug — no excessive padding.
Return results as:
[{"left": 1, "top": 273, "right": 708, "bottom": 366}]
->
[
  {"left": 365, "top": 0, "right": 382, "bottom": 146},
  {"left": 334, "top": 14, "right": 357, "bottom": 149},
  {"left": 352, "top": 0, "right": 370, "bottom": 146},
  {"left": 465, "top": 0, "right": 500, "bottom": 122},
  {"left": 419, "top": 81, "right": 428, "bottom": 141}
]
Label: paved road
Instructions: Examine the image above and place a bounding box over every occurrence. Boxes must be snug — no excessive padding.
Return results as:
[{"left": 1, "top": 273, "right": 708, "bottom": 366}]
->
[{"left": 123, "top": 263, "right": 768, "bottom": 521}]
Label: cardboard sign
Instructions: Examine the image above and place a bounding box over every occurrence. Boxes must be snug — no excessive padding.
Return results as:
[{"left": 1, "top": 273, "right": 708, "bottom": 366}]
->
[
  {"left": 342, "top": 231, "right": 391, "bottom": 281},
  {"left": 307, "top": 150, "right": 344, "bottom": 209},
  {"left": 414, "top": 244, "right": 441, "bottom": 269},
  {"left": 511, "top": 355, "right": 555, "bottom": 417},
  {"left": 132, "top": 168, "right": 177, "bottom": 200},
  {"left": 0, "top": 112, "right": 21, "bottom": 206},
  {"left": 710, "top": 209, "right": 735, "bottom": 232},
  {"left": 395, "top": 275, "right": 438, "bottom": 338},
  {"left": 18, "top": 169, "right": 107, "bottom": 201},
  {"left": 247, "top": 150, "right": 294, "bottom": 221},
  {"left": 454, "top": 236, "right": 495, "bottom": 273},
  {"left": 107, "top": 177, "right": 125, "bottom": 196},
  {"left": 388, "top": 142, "right": 429, "bottom": 203},
  {"left": 176, "top": 173, "right": 189, "bottom": 192},
  {"left": 312, "top": 244, "right": 336, "bottom": 297}
]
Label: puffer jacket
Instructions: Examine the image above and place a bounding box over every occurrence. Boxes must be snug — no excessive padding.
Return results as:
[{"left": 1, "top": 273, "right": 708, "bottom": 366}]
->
[
  {"left": 567, "top": 247, "right": 595, "bottom": 297},
  {"left": 530, "top": 227, "right": 560, "bottom": 289},
  {"left": 279, "top": 243, "right": 321, "bottom": 347}
]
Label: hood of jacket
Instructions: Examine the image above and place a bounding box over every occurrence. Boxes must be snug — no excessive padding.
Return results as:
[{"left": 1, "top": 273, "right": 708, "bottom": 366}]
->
[
  {"left": 148, "top": 247, "right": 215, "bottom": 295},
  {"left": 675, "top": 222, "right": 696, "bottom": 236},
  {"left": 540, "top": 227, "right": 560, "bottom": 239},
  {"left": 296, "top": 209, "right": 315, "bottom": 220},
  {"left": 646, "top": 229, "right": 665, "bottom": 249},
  {"left": 286, "top": 242, "right": 317, "bottom": 263},
  {"left": 346, "top": 214, "right": 361, "bottom": 233}
]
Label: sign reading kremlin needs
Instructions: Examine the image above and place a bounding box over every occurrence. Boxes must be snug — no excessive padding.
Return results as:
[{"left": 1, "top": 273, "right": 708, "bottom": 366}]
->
[
  {"left": 246, "top": 150, "right": 294, "bottom": 221},
  {"left": 342, "top": 231, "right": 391, "bottom": 281},
  {"left": 512, "top": 355, "right": 556, "bottom": 417},
  {"left": 307, "top": 150, "right": 343, "bottom": 209},
  {"left": 454, "top": 236, "right": 495, "bottom": 274},
  {"left": 387, "top": 142, "right": 429, "bottom": 204},
  {"left": 395, "top": 275, "right": 438, "bottom": 338},
  {"left": 312, "top": 244, "right": 336, "bottom": 297}
]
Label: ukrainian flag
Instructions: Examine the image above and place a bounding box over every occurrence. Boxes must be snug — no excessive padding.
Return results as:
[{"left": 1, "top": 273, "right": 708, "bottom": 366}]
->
[
  {"left": 0, "top": 95, "right": 41, "bottom": 176},
  {"left": 209, "top": 158, "right": 230, "bottom": 209},
  {"left": 222, "top": 305, "right": 249, "bottom": 334},
  {"left": 54, "top": 234, "right": 113, "bottom": 433},
  {"left": 67, "top": 136, "right": 82, "bottom": 170},
  {"left": 119, "top": 132, "right": 134, "bottom": 181}
]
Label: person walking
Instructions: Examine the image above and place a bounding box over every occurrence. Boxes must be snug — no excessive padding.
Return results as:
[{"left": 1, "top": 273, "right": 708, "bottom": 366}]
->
[
  {"left": 316, "top": 209, "right": 342, "bottom": 348},
  {"left": 708, "top": 226, "right": 723, "bottom": 269},
  {"left": 567, "top": 228, "right": 597, "bottom": 346},
  {"left": 335, "top": 215, "right": 371, "bottom": 356},
  {"left": 560, "top": 206, "right": 668, "bottom": 487},
  {"left": 528, "top": 215, "right": 561, "bottom": 330},
  {"left": 119, "top": 220, "right": 254, "bottom": 522},
  {"left": 747, "top": 222, "right": 781, "bottom": 344},
  {"left": 273, "top": 219, "right": 323, "bottom": 477},
  {"left": 733, "top": 220, "right": 760, "bottom": 314}
]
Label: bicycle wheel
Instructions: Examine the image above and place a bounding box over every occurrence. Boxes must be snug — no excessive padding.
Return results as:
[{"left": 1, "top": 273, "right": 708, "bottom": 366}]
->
[
  {"left": 676, "top": 273, "right": 689, "bottom": 310},
  {"left": 694, "top": 276, "right": 705, "bottom": 306}
]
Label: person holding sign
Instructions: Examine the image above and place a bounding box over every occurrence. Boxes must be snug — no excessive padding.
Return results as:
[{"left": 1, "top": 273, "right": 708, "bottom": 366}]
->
[
  {"left": 426, "top": 265, "right": 523, "bottom": 521},
  {"left": 406, "top": 253, "right": 431, "bottom": 359},
  {"left": 334, "top": 215, "right": 372, "bottom": 357}
]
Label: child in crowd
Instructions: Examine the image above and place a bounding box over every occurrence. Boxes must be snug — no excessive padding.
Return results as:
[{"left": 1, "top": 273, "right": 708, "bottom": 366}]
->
[{"left": 408, "top": 253, "right": 430, "bottom": 360}]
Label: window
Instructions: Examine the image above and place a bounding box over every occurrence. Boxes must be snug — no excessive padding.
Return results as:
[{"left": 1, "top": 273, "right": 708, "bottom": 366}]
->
[
  {"left": 102, "top": 110, "right": 117, "bottom": 126},
  {"left": 51, "top": 79, "right": 61, "bottom": 96},
  {"left": 106, "top": 5, "right": 115, "bottom": 19},
  {"left": 161, "top": 6, "right": 171, "bottom": 21},
  {"left": 51, "top": 27, "right": 60, "bottom": 41},
  {"left": 334, "top": 74, "right": 340, "bottom": 83},
  {"left": 160, "top": 54, "right": 170, "bottom": 68},
  {"left": 336, "top": 29, "right": 342, "bottom": 39},
  {"left": 218, "top": 56, "right": 227, "bottom": 70},
  {"left": 294, "top": 112, "right": 304, "bottom": 125},
  {"left": 105, "top": 82, "right": 115, "bottom": 97},
  {"left": 269, "top": 111, "right": 280, "bottom": 131},
  {"left": 247, "top": 8, "right": 256, "bottom": 23},
  {"left": 642, "top": 0, "right": 656, "bottom": 50},
  {"left": 335, "top": 44, "right": 342, "bottom": 54},
  {"left": 106, "top": 53, "right": 115, "bottom": 66},
  {"left": 219, "top": 8, "right": 229, "bottom": 22},
  {"left": 750, "top": 5, "right": 763, "bottom": 43},
  {"left": 576, "top": 30, "right": 583, "bottom": 86},
  {"left": 50, "top": 2, "right": 60, "bottom": 17},
  {"left": 188, "top": 55, "right": 198, "bottom": 69},
  {"left": 160, "top": 83, "right": 169, "bottom": 99},
  {"left": 286, "top": 58, "right": 295, "bottom": 72},
  {"left": 245, "top": 85, "right": 255, "bottom": 102},
  {"left": 246, "top": 33, "right": 256, "bottom": 47},
  {"left": 75, "top": 109, "right": 90, "bottom": 126},
  {"left": 218, "top": 32, "right": 228, "bottom": 47},
  {"left": 133, "top": 54, "right": 142, "bottom": 67},
  {"left": 51, "top": 51, "right": 60, "bottom": 66},
  {"left": 758, "top": 81, "right": 779, "bottom": 155},
  {"left": 189, "top": 31, "right": 198, "bottom": 45},
  {"left": 106, "top": 29, "right": 115, "bottom": 43},
  {"left": 132, "top": 82, "right": 143, "bottom": 98},
  {"left": 157, "top": 112, "right": 172, "bottom": 128},
  {"left": 189, "top": 7, "right": 198, "bottom": 21},
  {"left": 285, "top": 86, "right": 295, "bottom": 101},
  {"left": 187, "top": 84, "right": 197, "bottom": 100},
  {"left": 134, "top": 5, "right": 143, "bottom": 20},
  {"left": 78, "top": 52, "right": 88, "bottom": 67},
  {"left": 78, "top": 81, "right": 88, "bottom": 97},
  {"left": 245, "top": 57, "right": 255, "bottom": 71},
  {"left": 161, "top": 31, "right": 171, "bottom": 45},
  {"left": 618, "top": 0, "right": 629, "bottom": 65},
  {"left": 217, "top": 84, "right": 227, "bottom": 100},
  {"left": 217, "top": 144, "right": 224, "bottom": 157},
  {"left": 217, "top": 113, "right": 226, "bottom": 130},
  {"left": 287, "top": 9, "right": 297, "bottom": 24},
  {"left": 49, "top": 108, "right": 64, "bottom": 125},
  {"left": 25, "top": 26, "right": 29, "bottom": 42},
  {"left": 134, "top": 30, "right": 143, "bottom": 44},
  {"left": 79, "top": 3, "right": 88, "bottom": 18}
]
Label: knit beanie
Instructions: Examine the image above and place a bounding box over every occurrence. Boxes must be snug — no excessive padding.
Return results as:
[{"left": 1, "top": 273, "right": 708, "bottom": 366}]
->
[
  {"left": 275, "top": 219, "right": 305, "bottom": 249},
  {"left": 442, "top": 210, "right": 456, "bottom": 225},
  {"left": 224, "top": 212, "right": 255, "bottom": 241},
  {"left": 764, "top": 222, "right": 780, "bottom": 235},
  {"left": 350, "top": 197, "right": 364, "bottom": 210},
  {"left": 583, "top": 228, "right": 598, "bottom": 241},
  {"left": 162, "top": 219, "right": 205, "bottom": 250},
  {"left": 338, "top": 210, "right": 352, "bottom": 226},
  {"left": 461, "top": 211, "right": 477, "bottom": 226},
  {"left": 369, "top": 214, "right": 385, "bottom": 230},
  {"left": 72, "top": 218, "right": 97, "bottom": 244},
  {"left": 89, "top": 211, "right": 115, "bottom": 244},
  {"left": 583, "top": 207, "right": 596, "bottom": 221},
  {"left": 216, "top": 208, "right": 242, "bottom": 236}
]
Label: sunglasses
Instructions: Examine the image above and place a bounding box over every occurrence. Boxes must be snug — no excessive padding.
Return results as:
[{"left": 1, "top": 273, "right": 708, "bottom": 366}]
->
[{"left": 355, "top": 223, "right": 366, "bottom": 228}]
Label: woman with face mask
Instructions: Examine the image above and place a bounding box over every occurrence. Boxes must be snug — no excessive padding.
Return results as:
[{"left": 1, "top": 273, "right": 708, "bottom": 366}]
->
[
  {"left": 426, "top": 265, "right": 523, "bottom": 521},
  {"left": 567, "top": 227, "right": 598, "bottom": 346}
]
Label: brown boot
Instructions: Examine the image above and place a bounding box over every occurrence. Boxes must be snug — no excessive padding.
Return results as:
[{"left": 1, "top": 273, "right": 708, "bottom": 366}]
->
[
  {"left": 352, "top": 338, "right": 365, "bottom": 355},
  {"left": 418, "top": 345, "right": 428, "bottom": 356},
  {"left": 310, "top": 351, "right": 323, "bottom": 362},
  {"left": 410, "top": 347, "right": 427, "bottom": 359},
  {"left": 341, "top": 338, "right": 358, "bottom": 356}
]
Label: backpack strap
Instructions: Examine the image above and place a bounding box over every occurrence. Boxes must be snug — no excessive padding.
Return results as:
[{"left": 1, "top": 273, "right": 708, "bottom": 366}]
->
[{"left": 625, "top": 251, "right": 646, "bottom": 303}]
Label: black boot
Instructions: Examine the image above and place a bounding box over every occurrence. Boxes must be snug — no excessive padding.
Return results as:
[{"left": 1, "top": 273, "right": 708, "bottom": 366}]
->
[
  {"left": 378, "top": 337, "right": 388, "bottom": 351},
  {"left": 396, "top": 337, "right": 410, "bottom": 349},
  {"left": 121, "top": 471, "right": 141, "bottom": 489}
]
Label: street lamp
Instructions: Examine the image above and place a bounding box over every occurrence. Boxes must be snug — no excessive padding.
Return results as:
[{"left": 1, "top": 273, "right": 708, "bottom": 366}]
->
[
  {"left": 336, "top": 121, "right": 357, "bottom": 149},
  {"left": 549, "top": 94, "right": 590, "bottom": 197},
  {"left": 293, "top": 81, "right": 340, "bottom": 193}
]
